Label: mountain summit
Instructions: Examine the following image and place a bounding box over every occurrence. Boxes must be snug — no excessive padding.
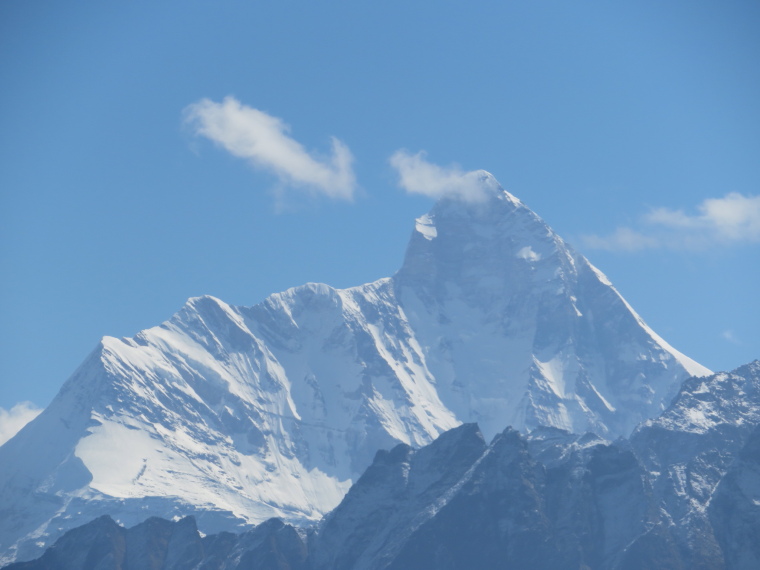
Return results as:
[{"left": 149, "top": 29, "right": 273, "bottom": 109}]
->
[
  {"left": 395, "top": 173, "right": 707, "bottom": 438},
  {"left": 0, "top": 174, "right": 708, "bottom": 564}
]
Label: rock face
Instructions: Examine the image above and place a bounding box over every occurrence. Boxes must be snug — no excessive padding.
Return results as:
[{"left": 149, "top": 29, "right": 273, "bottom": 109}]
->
[
  {"left": 708, "top": 424, "right": 760, "bottom": 570},
  {"left": 0, "top": 174, "right": 708, "bottom": 564},
  {"left": 630, "top": 360, "right": 760, "bottom": 569},
  {"left": 6, "top": 361, "right": 760, "bottom": 570},
  {"left": 309, "top": 424, "right": 669, "bottom": 570}
]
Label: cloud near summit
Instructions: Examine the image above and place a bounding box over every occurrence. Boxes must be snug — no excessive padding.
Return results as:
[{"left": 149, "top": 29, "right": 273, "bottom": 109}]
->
[
  {"left": 0, "top": 402, "right": 42, "bottom": 446},
  {"left": 389, "top": 150, "right": 491, "bottom": 202},
  {"left": 184, "top": 97, "right": 356, "bottom": 200},
  {"left": 583, "top": 192, "right": 760, "bottom": 251}
]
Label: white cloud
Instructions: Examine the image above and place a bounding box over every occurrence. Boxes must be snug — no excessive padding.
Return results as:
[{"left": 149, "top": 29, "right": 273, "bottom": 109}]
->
[
  {"left": 721, "top": 330, "right": 742, "bottom": 345},
  {"left": 582, "top": 193, "right": 760, "bottom": 251},
  {"left": 646, "top": 193, "right": 760, "bottom": 242},
  {"left": 0, "top": 401, "right": 42, "bottom": 446},
  {"left": 389, "top": 150, "right": 491, "bottom": 202},
  {"left": 184, "top": 96, "right": 356, "bottom": 200}
]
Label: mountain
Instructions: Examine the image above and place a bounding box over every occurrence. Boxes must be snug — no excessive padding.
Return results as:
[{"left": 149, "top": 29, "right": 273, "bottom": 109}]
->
[
  {"left": 10, "top": 362, "right": 759, "bottom": 569},
  {"left": 0, "top": 173, "right": 709, "bottom": 565},
  {"left": 0, "top": 428, "right": 683, "bottom": 570},
  {"left": 630, "top": 360, "right": 760, "bottom": 568},
  {"left": 392, "top": 173, "right": 707, "bottom": 438},
  {"left": 2, "top": 515, "right": 308, "bottom": 570},
  {"left": 310, "top": 362, "right": 760, "bottom": 569},
  {"left": 310, "top": 424, "right": 668, "bottom": 570}
]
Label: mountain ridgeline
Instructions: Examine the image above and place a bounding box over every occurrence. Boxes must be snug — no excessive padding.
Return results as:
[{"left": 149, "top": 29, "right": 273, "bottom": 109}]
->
[
  {"left": 7, "top": 362, "right": 760, "bottom": 569},
  {"left": 0, "top": 174, "right": 711, "bottom": 565}
]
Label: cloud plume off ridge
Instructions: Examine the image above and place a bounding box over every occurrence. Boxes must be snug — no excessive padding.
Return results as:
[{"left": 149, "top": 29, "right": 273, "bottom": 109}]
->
[
  {"left": 390, "top": 150, "right": 493, "bottom": 202},
  {"left": 185, "top": 97, "right": 356, "bottom": 200}
]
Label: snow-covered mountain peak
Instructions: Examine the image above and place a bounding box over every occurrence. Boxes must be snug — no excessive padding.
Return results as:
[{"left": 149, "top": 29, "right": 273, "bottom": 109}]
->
[
  {"left": 638, "top": 361, "right": 760, "bottom": 437},
  {"left": 397, "top": 174, "right": 564, "bottom": 300},
  {"left": 452, "top": 169, "right": 520, "bottom": 202},
  {"left": 0, "top": 178, "right": 711, "bottom": 565},
  {"left": 393, "top": 174, "right": 708, "bottom": 439},
  {"left": 423, "top": 172, "right": 523, "bottom": 220}
]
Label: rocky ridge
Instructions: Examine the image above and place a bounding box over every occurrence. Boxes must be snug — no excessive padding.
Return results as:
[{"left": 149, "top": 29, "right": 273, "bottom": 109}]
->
[{"left": 7, "top": 361, "right": 759, "bottom": 569}]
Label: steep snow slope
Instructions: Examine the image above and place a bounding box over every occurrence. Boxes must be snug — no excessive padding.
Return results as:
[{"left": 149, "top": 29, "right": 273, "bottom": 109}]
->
[
  {"left": 0, "top": 285, "right": 455, "bottom": 564},
  {"left": 0, "top": 174, "right": 708, "bottom": 564},
  {"left": 395, "top": 173, "right": 707, "bottom": 438}
]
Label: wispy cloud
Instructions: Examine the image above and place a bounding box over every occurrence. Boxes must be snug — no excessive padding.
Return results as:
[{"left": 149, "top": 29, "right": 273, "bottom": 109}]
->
[
  {"left": 581, "top": 227, "right": 660, "bottom": 252},
  {"left": 389, "top": 150, "right": 491, "bottom": 202},
  {"left": 721, "top": 330, "right": 742, "bottom": 345},
  {"left": 582, "top": 193, "right": 760, "bottom": 251},
  {"left": 0, "top": 402, "right": 42, "bottom": 446},
  {"left": 184, "top": 96, "right": 356, "bottom": 201}
]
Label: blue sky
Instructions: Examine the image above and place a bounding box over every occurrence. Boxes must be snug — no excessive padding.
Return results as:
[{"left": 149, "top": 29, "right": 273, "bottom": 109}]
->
[{"left": 1, "top": 1, "right": 758, "bottom": 430}]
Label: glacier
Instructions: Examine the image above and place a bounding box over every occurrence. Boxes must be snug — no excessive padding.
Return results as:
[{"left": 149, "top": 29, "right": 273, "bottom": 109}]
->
[{"left": 0, "top": 172, "right": 709, "bottom": 564}]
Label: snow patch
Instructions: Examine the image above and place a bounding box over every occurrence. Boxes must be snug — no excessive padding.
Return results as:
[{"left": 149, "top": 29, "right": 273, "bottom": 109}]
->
[{"left": 415, "top": 214, "right": 437, "bottom": 240}]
